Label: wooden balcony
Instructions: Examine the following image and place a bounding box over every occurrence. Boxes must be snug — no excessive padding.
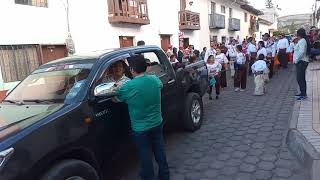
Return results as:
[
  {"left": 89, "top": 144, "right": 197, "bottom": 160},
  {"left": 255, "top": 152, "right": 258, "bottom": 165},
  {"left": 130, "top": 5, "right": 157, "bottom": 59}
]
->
[
  {"left": 179, "top": 10, "right": 200, "bottom": 30},
  {"left": 228, "top": 18, "right": 240, "bottom": 31},
  {"left": 108, "top": 0, "right": 150, "bottom": 25},
  {"left": 249, "top": 19, "right": 258, "bottom": 34},
  {"left": 209, "top": 13, "right": 225, "bottom": 29}
]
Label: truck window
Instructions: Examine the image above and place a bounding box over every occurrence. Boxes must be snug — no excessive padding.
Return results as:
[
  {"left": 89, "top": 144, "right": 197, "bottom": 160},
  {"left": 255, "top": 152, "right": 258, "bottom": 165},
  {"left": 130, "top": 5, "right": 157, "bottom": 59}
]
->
[
  {"left": 143, "top": 52, "right": 166, "bottom": 76},
  {"left": 97, "top": 60, "right": 131, "bottom": 91},
  {"left": 5, "top": 66, "right": 92, "bottom": 103}
]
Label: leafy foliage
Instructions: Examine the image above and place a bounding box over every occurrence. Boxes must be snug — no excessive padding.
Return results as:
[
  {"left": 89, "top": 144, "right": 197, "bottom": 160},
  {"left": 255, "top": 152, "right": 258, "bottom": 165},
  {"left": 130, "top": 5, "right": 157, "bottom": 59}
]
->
[{"left": 265, "top": 0, "right": 273, "bottom": 8}]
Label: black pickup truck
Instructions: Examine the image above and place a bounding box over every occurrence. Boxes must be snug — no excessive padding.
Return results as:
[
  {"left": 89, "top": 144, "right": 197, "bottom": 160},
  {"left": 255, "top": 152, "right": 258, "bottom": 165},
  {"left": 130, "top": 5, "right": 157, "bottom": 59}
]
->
[{"left": 0, "top": 45, "right": 208, "bottom": 180}]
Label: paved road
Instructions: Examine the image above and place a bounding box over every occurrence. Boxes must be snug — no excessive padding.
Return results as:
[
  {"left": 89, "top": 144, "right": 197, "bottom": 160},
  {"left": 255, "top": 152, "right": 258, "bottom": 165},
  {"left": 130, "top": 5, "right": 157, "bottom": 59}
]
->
[{"left": 108, "top": 66, "right": 309, "bottom": 180}]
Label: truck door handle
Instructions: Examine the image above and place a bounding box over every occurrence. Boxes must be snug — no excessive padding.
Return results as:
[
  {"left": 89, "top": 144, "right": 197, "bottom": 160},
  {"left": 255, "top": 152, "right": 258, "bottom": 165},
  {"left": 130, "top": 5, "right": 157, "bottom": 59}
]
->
[{"left": 168, "top": 79, "right": 175, "bottom": 84}]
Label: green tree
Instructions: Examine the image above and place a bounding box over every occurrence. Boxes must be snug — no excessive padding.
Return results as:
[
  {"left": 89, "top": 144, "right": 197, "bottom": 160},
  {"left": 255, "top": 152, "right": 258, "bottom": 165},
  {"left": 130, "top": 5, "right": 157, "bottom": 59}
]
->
[{"left": 266, "top": 0, "right": 274, "bottom": 8}]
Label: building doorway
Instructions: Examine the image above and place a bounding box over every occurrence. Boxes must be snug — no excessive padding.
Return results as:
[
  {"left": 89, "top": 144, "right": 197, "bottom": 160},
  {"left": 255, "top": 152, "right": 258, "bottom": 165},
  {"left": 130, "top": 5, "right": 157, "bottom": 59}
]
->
[
  {"left": 183, "top": 38, "right": 189, "bottom": 48},
  {"left": 160, "top": 35, "right": 171, "bottom": 51},
  {"left": 41, "top": 45, "right": 67, "bottom": 64},
  {"left": 119, "top": 36, "right": 134, "bottom": 48}
]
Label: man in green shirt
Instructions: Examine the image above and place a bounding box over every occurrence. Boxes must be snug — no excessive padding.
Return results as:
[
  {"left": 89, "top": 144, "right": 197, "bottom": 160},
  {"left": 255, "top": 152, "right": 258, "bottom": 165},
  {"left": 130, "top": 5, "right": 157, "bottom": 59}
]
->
[{"left": 115, "top": 55, "right": 170, "bottom": 180}]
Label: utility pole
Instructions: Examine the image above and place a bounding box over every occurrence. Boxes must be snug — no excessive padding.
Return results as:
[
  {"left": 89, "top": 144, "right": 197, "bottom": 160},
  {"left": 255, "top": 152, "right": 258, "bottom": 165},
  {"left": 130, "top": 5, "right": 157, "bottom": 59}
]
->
[
  {"left": 61, "top": 0, "right": 75, "bottom": 55},
  {"left": 314, "top": 0, "right": 318, "bottom": 27}
]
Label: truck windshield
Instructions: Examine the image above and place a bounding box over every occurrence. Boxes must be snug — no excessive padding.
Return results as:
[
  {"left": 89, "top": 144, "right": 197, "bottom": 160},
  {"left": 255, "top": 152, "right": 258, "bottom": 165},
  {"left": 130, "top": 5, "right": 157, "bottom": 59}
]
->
[{"left": 5, "top": 64, "right": 93, "bottom": 104}]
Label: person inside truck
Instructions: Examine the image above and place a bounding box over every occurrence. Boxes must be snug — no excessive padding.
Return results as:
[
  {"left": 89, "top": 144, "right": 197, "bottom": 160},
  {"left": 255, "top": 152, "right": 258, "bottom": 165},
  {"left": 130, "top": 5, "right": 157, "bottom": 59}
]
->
[{"left": 102, "top": 60, "right": 131, "bottom": 89}]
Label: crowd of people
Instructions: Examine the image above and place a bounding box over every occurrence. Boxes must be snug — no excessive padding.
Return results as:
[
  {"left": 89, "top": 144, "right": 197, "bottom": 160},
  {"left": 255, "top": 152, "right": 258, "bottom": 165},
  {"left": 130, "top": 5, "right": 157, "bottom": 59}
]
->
[
  {"left": 165, "top": 28, "right": 311, "bottom": 100},
  {"left": 108, "top": 28, "right": 311, "bottom": 180}
]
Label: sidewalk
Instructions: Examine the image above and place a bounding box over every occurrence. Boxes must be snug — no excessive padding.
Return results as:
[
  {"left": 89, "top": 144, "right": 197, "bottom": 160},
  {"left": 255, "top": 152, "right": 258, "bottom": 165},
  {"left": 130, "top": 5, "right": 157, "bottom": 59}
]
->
[{"left": 287, "top": 61, "right": 320, "bottom": 180}]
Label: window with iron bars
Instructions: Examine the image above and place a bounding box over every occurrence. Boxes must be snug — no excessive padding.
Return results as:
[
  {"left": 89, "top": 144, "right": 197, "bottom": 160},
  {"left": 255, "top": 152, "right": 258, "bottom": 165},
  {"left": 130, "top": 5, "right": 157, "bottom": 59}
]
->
[{"left": 15, "top": 0, "right": 48, "bottom": 8}]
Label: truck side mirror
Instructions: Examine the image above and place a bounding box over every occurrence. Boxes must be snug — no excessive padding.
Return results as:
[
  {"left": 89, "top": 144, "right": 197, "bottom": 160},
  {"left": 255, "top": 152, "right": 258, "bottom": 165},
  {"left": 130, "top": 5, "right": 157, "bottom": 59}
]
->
[{"left": 94, "top": 82, "right": 117, "bottom": 97}]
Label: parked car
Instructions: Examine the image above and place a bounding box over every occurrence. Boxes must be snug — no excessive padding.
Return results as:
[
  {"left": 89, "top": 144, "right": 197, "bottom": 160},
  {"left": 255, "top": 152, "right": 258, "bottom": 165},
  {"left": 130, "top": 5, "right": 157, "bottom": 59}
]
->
[{"left": 0, "top": 45, "right": 208, "bottom": 180}]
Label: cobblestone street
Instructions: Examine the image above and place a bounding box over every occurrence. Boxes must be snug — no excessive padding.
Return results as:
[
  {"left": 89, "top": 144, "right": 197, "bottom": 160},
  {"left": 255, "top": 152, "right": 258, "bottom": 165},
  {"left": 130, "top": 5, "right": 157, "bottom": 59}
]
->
[{"left": 110, "top": 66, "right": 309, "bottom": 180}]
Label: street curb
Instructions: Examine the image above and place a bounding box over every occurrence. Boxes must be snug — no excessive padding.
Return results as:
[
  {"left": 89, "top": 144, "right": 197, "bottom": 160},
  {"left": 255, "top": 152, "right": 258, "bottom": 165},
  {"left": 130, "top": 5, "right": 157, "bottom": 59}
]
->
[{"left": 286, "top": 101, "right": 320, "bottom": 180}]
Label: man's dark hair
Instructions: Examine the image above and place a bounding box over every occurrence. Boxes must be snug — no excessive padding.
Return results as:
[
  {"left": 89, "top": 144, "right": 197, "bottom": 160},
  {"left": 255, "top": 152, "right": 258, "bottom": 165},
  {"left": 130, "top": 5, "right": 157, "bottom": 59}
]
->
[
  {"left": 236, "top": 45, "right": 243, "bottom": 52},
  {"left": 247, "top": 37, "right": 253, "bottom": 43},
  {"left": 258, "top": 54, "right": 265, "bottom": 60},
  {"left": 297, "top": 28, "right": 311, "bottom": 55},
  {"left": 194, "top": 50, "right": 200, "bottom": 57},
  {"left": 173, "top": 47, "right": 177, "bottom": 54},
  {"left": 263, "top": 33, "right": 270, "bottom": 38},
  {"left": 130, "top": 55, "right": 147, "bottom": 73},
  {"left": 258, "top": 41, "right": 265, "bottom": 48},
  {"left": 137, "top": 40, "right": 145, "bottom": 46}
]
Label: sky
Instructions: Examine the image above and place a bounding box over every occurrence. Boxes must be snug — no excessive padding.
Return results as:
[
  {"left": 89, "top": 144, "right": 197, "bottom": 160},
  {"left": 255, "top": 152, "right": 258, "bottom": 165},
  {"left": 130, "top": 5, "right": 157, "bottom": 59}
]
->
[{"left": 248, "top": 0, "right": 316, "bottom": 17}]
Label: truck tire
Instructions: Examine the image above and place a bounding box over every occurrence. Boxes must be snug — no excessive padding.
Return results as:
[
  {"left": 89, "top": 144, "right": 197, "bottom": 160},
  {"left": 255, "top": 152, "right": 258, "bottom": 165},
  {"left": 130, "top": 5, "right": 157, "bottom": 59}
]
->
[
  {"left": 183, "top": 93, "right": 203, "bottom": 132},
  {"left": 41, "top": 159, "right": 99, "bottom": 180}
]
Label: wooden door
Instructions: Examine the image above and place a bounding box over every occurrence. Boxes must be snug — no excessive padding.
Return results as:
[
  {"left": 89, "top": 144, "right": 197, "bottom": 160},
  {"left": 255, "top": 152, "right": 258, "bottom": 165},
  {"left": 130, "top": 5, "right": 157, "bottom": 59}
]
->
[
  {"left": 183, "top": 38, "right": 189, "bottom": 49},
  {"left": 41, "top": 45, "right": 67, "bottom": 64},
  {"left": 119, "top": 36, "right": 134, "bottom": 48},
  {"left": 160, "top": 35, "right": 171, "bottom": 51}
]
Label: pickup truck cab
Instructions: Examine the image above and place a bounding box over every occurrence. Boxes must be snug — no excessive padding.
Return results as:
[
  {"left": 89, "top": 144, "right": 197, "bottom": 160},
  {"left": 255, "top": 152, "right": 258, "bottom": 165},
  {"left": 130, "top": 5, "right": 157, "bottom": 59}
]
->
[{"left": 0, "top": 45, "right": 208, "bottom": 180}]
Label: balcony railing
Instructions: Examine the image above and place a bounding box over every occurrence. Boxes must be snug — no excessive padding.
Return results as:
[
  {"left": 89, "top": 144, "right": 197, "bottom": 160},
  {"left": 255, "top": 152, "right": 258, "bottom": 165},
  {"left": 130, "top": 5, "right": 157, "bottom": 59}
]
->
[
  {"left": 209, "top": 13, "right": 225, "bottom": 29},
  {"left": 108, "top": 0, "right": 150, "bottom": 25},
  {"left": 229, "top": 18, "right": 240, "bottom": 31},
  {"left": 179, "top": 10, "right": 200, "bottom": 30}
]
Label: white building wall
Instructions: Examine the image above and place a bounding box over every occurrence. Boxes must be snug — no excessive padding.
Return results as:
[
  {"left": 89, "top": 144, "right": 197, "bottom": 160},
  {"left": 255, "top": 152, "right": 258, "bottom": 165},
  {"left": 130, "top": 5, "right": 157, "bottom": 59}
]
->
[
  {"left": 68, "top": 0, "right": 182, "bottom": 53},
  {"left": 0, "top": 0, "right": 68, "bottom": 90},
  {"left": 198, "top": 0, "right": 211, "bottom": 49},
  {"left": 255, "top": 23, "right": 271, "bottom": 41},
  {"left": 0, "top": 0, "right": 267, "bottom": 91},
  {"left": 0, "top": 0, "right": 67, "bottom": 45},
  {"left": 0, "top": 0, "right": 261, "bottom": 52},
  {"left": 206, "top": 0, "right": 257, "bottom": 45}
]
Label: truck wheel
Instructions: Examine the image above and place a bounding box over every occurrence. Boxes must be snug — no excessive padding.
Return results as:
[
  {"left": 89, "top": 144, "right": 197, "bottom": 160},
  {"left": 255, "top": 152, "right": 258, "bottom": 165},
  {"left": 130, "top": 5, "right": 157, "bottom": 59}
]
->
[
  {"left": 41, "top": 159, "right": 99, "bottom": 180},
  {"left": 183, "top": 93, "right": 203, "bottom": 132}
]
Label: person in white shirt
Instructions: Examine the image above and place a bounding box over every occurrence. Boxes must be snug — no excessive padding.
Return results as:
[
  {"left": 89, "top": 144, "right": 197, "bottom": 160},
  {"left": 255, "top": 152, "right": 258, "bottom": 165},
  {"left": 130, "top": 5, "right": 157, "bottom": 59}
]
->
[
  {"left": 256, "top": 41, "right": 270, "bottom": 82},
  {"left": 247, "top": 37, "right": 257, "bottom": 76},
  {"left": 207, "top": 55, "right": 222, "bottom": 100},
  {"left": 204, "top": 42, "right": 217, "bottom": 62},
  {"left": 169, "top": 54, "right": 179, "bottom": 64},
  {"left": 287, "top": 40, "right": 295, "bottom": 64},
  {"left": 215, "top": 48, "right": 229, "bottom": 89},
  {"left": 226, "top": 39, "right": 237, "bottom": 78},
  {"left": 277, "top": 33, "right": 289, "bottom": 68},
  {"left": 257, "top": 41, "right": 267, "bottom": 60},
  {"left": 234, "top": 45, "right": 247, "bottom": 92},
  {"left": 263, "top": 33, "right": 276, "bottom": 78},
  {"left": 251, "top": 54, "right": 269, "bottom": 96}
]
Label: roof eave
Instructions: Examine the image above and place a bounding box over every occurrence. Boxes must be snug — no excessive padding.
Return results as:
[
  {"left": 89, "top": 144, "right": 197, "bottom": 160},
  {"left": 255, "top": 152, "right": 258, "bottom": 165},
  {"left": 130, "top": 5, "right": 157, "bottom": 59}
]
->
[{"left": 240, "top": 4, "right": 264, "bottom": 15}]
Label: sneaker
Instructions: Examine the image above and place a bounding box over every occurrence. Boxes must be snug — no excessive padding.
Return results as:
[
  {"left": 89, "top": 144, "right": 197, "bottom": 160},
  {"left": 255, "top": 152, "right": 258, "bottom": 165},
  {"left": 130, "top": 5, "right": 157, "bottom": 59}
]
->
[
  {"left": 240, "top": 89, "right": 245, "bottom": 92},
  {"left": 235, "top": 88, "right": 240, "bottom": 92},
  {"left": 295, "top": 93, "right": 302, "bottom": 97},
  {"left": 296, "top": 96, "right": 307, "bottom": 101},
  {"left": 216, "top": 96, "right": 219, "bottom": 100}
]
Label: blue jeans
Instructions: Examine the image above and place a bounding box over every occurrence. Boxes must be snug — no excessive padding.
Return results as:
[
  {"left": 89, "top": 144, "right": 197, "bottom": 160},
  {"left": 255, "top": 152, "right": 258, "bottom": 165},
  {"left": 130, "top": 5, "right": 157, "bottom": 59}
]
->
[{"left": 132, "top": 124, "right": 170, "bottom": 180}]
